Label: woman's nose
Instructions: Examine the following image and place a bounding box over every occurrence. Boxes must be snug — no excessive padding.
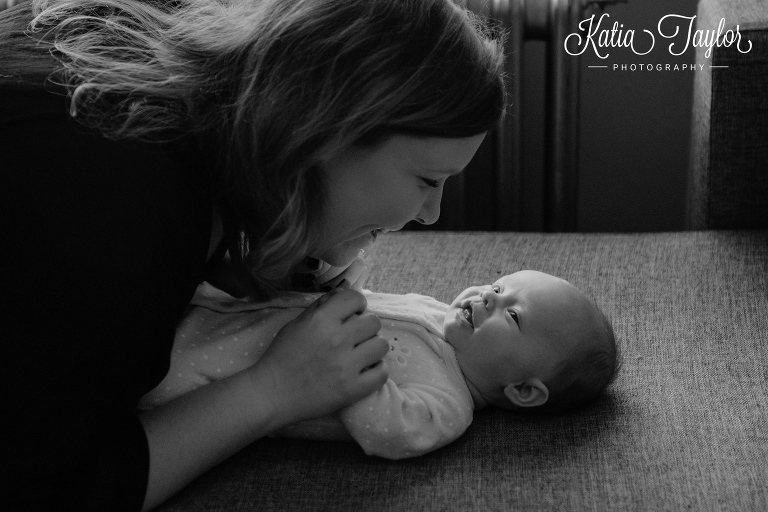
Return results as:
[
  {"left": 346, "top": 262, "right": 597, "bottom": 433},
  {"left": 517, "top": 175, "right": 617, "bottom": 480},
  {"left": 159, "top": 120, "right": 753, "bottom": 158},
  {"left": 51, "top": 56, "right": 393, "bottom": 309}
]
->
[{"left": 415, "top": 188, "right": 442, "bottom": 225}]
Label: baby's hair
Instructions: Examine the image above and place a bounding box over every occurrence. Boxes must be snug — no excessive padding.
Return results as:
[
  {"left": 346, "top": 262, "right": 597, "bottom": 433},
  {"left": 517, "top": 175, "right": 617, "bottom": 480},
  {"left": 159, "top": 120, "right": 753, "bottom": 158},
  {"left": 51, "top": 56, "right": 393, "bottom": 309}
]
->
[{"left": 534, "top": 303, "right": 621, "bottom": 414}]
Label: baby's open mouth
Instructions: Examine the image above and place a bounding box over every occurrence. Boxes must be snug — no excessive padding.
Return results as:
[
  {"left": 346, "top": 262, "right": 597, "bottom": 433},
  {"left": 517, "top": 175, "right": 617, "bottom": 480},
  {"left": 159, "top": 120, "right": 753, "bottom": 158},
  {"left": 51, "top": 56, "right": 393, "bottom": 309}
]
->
[{"left": 460, "top": 304, "right": 474, "bottom": 327}]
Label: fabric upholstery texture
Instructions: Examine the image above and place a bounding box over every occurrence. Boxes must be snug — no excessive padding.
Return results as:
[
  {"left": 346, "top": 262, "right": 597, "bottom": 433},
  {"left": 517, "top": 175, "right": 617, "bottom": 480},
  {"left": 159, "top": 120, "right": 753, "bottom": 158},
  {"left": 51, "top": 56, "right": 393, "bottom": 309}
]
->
[
  {"left": 157, "top": 230, "right": 768, "bottom": 512},
  {"left": 687, "top": 0, "right": 768, "bottom": 229}
]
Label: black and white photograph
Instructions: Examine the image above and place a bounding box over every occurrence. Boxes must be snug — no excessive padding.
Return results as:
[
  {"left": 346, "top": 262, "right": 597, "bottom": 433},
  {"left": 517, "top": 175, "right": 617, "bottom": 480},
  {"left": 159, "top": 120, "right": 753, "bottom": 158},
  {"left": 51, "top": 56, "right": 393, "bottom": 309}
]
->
[{"left": 1, "top": 0, "right": 766, "bottom": 510}]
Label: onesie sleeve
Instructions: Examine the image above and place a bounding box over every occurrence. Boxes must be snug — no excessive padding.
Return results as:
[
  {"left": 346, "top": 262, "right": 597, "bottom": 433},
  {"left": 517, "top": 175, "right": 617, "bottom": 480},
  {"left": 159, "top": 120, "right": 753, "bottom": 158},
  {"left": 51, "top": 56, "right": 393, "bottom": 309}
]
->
[{"left": 338, "top": 378, "right": 473, "bottom": 459}]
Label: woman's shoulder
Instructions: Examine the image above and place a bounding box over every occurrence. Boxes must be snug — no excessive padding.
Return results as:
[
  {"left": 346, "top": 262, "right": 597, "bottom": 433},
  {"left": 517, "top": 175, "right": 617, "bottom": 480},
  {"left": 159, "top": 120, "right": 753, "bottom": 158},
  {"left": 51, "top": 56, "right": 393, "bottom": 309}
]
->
[{"left": 2, "top": 78, "right": 212, "bottom": 253}]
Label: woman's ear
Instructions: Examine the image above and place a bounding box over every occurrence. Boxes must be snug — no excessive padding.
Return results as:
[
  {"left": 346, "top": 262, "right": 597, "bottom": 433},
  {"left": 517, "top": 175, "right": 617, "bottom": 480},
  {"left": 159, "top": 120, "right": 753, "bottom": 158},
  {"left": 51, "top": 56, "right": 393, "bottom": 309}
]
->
[{"left": 503, "top": 378, "right": 549, "bottom": 408}]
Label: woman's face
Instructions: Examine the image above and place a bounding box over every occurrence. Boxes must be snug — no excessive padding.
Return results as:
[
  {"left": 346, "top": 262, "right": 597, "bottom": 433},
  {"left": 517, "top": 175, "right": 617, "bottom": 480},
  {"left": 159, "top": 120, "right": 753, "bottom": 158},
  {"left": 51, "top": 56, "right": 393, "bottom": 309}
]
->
[{"left": 315, "top": 133, "right": 486, "bottom": 266}]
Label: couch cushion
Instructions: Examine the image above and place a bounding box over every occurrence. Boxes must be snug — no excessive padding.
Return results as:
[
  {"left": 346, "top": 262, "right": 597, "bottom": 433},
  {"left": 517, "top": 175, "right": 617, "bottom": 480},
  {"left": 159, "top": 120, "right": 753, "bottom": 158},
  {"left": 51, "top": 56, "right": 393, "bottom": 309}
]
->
[
  {"left": 688, "top": 0, "right": 768, "bottom": 229},
  {"left": 157, "top": 231, "right": 768, "bottom": 511}
]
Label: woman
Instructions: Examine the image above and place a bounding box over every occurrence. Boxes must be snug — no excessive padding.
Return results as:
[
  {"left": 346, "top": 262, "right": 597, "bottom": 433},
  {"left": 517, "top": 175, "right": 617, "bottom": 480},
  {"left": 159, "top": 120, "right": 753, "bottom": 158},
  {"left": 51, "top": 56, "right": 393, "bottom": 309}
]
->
[{"left": 0, "top": 0, "right": 505, "bottom": 509}]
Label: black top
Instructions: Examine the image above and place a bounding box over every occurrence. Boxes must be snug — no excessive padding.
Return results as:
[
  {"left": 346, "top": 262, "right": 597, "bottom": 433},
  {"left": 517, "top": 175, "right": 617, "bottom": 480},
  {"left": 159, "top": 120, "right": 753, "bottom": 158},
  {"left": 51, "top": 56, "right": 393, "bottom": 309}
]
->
[{"left": 1, "top": 70, "right": 222, "bottom": 510}]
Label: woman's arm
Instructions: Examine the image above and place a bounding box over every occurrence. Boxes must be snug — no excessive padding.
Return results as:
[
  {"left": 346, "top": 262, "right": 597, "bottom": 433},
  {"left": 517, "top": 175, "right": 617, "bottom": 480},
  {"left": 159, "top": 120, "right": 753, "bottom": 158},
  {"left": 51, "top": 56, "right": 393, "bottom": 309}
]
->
[
  {"left": 139, "top": 289, "right": 389, "bottom": 510},
  {"left": 2, "top": 73, "right": 385, "bottom": 511},
  {"left": 139, "top": 370, "right": 278, "bottom": 511}
]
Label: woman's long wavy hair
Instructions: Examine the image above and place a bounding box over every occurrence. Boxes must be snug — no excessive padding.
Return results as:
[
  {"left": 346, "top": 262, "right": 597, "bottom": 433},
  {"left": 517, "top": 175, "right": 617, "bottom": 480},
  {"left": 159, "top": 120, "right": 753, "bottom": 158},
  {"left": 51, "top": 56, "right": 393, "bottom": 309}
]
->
[{"left": 23, "top": 0, "right": 507, "bottom": 295}]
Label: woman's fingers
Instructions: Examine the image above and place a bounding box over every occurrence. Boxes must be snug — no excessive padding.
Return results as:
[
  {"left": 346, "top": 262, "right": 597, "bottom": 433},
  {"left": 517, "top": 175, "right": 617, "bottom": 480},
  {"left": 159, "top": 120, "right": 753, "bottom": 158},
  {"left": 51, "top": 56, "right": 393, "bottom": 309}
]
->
[
  {"left": 309, "top": 287, "right": 342, "bottom": 309},
  {"left": 353, "top": 334, "right": 390, "bottom": 370},
  {"left": 354, "top": 336, "right": 390, "bottom": 393},
  {"left": 315, "top": 288, "right": 368, "bottom": 320},
  {"left": 342, "top": 312, "right": 382, "bottom": 347},
  {"left": 301, "top": 287, "right": 355, "bottom": 315},
  {"left": 356, "top": 357, "right": 389, "bottom": 391},
  {"left": 303, "top": 290, "right": 377, "bottom": 342},
  {"left": 317, "top": 258, "right": 368, "bottom": 291},
  {"left": 252, "top": 288, "right": 389, "bottom": 423}
]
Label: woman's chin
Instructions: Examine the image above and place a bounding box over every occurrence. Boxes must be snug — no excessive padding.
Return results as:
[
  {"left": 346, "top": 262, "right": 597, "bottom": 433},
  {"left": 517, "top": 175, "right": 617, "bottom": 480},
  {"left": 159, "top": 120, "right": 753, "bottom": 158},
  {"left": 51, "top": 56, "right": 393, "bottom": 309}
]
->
[{"left": 316, "top": 232, "right": 374, "bottom": 266}]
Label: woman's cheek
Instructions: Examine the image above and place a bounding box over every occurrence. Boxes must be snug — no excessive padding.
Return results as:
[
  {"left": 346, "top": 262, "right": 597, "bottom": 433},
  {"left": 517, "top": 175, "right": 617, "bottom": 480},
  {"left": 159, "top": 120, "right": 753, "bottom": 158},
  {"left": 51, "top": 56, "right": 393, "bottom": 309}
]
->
[{"left": 386, "top": 188, "right": 426, "bottom": 226}]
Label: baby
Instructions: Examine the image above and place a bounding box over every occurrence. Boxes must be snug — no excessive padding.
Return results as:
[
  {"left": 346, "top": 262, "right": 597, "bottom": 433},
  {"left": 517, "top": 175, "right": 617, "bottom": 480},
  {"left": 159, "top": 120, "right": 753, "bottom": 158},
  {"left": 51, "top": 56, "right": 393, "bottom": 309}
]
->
[{"left": 141, "top": 270, "right": 619, "bottom": 459}]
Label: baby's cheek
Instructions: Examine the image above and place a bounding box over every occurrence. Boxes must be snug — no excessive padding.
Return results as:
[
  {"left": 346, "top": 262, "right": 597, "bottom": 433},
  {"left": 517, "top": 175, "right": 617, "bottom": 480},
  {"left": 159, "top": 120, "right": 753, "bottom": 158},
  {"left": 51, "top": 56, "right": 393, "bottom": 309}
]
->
[
  {"left": 442, "top": 321, "right": 462, "bottom": 348},
  {"left": 442, "top": 314, "right": 453, "bottom": 335},
  {"left": 450, "top": 288, "right": 479, "bottom": 310}
]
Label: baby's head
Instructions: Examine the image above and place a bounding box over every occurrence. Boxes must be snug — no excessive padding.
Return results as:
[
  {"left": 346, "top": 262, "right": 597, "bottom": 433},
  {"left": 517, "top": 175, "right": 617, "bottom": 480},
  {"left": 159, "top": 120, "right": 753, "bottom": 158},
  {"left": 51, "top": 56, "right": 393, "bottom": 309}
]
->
[{"left": 444, "top": 270, "right": 619, "bottom": 414}]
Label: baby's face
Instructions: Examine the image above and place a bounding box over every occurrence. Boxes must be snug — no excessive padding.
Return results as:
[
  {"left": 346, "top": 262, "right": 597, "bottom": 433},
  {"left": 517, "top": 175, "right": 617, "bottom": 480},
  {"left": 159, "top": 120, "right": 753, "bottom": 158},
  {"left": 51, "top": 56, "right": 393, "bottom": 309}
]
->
[{"left": 444, "top": 270, "right": 596, "bottom": 406}]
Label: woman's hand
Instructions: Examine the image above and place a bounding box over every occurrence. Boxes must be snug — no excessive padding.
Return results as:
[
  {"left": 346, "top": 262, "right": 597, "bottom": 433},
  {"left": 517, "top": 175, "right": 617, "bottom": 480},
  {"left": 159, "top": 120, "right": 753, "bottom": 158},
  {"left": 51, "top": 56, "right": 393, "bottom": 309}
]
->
[
  {"left": 248, "top": 288, "right": 389, "bottom": 425},
  {"left": 139, "top": 288, "right": 388, "bottom": 510},
  {"left": 315, "top": 257, "right": 370, "bottom": 291}
]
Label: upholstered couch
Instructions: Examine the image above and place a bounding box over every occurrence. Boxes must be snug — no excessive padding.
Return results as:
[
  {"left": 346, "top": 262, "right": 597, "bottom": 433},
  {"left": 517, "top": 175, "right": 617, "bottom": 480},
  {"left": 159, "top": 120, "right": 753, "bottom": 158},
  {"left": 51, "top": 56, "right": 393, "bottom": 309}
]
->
[{"left": 157, "top": 1, "right": 767, "bottom": 510}]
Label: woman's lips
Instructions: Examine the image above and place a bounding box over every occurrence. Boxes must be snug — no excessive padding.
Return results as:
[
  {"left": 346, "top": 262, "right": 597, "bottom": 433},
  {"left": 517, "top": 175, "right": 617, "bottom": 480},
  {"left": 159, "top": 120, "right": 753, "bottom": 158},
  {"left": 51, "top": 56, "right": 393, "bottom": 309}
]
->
[{"left": 371, "top": 227, "right": 397, "bottom": 236}]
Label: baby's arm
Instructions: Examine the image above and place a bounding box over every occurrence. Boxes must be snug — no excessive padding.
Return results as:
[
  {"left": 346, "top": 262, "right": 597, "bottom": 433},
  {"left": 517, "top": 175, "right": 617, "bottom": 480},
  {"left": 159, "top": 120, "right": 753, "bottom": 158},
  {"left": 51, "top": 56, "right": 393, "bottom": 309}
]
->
[{"left": 339, "top": 378, "right": 473, "bottom": 459}]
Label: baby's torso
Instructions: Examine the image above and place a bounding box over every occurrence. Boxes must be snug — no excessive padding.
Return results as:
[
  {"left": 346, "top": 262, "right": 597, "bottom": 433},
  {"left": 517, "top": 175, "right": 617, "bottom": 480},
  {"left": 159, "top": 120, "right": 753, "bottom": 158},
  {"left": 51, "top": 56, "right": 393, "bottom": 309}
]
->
[
  {"left": 140, "top": 287, "right": 468, "bottom": 408},
  {"left": 373, "top": 297, "right": 468, "bottom": 396},
  {"left": 140, "top": 286, "right": 475, "bottom": 458},
  {"left": 139, "top": 290, "right": 310, "bottom": 408}
]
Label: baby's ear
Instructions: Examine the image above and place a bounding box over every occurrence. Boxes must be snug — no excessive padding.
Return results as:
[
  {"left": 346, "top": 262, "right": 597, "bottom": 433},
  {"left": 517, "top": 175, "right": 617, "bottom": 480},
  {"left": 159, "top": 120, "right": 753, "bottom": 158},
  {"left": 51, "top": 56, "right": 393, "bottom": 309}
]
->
[{"left": 503, "top": 379, "right": 549, "bottom": 408}]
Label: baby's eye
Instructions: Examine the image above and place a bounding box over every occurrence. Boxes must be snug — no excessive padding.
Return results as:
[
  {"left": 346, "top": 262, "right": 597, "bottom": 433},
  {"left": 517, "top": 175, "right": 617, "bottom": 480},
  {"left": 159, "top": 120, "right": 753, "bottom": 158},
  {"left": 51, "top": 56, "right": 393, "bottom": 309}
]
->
[
  {"left": 507, "top": 309, "right": 519, "bottom": 326},
  {"left": 491, "top": 284, "right": 501, "bottom": 293},
  {"left": 420, "top": 178, "right": 440, "bottom": 188}
]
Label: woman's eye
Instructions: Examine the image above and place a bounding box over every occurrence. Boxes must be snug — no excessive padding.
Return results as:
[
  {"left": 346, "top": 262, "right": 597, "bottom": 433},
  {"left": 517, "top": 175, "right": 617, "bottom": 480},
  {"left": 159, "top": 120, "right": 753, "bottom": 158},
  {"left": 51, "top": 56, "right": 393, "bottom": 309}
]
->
[
  {"left": 507, "top": 309, "right": 519, "bottom": 326},
  {"left": 421, "top": 178, "right": 440, "bottom": 188}
]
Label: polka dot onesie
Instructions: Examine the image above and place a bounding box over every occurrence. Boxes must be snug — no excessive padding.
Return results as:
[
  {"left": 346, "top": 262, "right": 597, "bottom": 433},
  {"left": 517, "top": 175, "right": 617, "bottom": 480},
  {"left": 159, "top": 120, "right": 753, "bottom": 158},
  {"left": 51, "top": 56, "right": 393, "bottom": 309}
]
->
[{"left": 140, "top": 283, "right": 475, "bottom": 460}]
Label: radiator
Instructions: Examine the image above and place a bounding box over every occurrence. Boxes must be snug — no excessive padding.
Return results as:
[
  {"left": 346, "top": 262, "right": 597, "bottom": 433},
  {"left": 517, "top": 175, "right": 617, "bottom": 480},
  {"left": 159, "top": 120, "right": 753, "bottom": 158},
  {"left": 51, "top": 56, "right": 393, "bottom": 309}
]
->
[{"left": 419, "top": 0, "right": 625, "bottom": 232}]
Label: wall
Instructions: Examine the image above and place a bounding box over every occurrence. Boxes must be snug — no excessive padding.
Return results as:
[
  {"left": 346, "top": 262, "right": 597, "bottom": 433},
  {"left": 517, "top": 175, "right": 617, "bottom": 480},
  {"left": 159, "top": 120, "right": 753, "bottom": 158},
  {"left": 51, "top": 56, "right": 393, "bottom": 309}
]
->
[
  {"left": 574, "top": 0, "right": 699, "bottom": 231},
  {"left": 411, "top": 0, "right": 701, "bottom": 233}
]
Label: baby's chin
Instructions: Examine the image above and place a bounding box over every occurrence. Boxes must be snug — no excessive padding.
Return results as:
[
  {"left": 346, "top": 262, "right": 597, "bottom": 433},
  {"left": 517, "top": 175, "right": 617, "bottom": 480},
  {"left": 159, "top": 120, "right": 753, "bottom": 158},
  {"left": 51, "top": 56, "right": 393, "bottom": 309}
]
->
[{"left": 442, "top": 307, "right": 461, "bottom": 346}]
